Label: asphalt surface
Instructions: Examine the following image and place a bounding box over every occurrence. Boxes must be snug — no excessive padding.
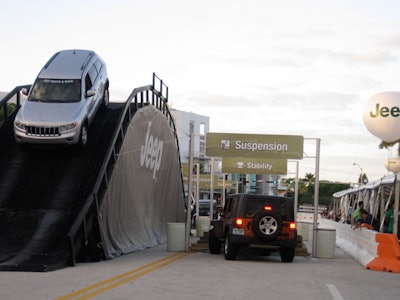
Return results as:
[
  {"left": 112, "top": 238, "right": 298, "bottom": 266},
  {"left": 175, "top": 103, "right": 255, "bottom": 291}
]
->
[{"left": 1, "top": 235, "right": 399, "bottom": 300}]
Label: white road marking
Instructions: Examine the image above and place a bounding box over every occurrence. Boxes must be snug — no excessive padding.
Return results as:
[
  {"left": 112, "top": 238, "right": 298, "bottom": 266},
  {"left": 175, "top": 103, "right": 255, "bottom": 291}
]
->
[{"left": 327, "top": 283, "right": 345, "bottom": 300}]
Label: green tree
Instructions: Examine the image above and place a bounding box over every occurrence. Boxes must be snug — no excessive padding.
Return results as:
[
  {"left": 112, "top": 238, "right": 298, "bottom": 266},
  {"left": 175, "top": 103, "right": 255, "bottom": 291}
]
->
[
  {"left": 0, "top": 103, "right": 17, "bottom": 122},
  {"left": 304, "top": 173, "right": 315, "bottom": 185},
  {"left": 379, "top": 140, "right": 400, "bottom": 156},
  {"left": 282, "top": 175, "right": 351, "bottom": 207}
]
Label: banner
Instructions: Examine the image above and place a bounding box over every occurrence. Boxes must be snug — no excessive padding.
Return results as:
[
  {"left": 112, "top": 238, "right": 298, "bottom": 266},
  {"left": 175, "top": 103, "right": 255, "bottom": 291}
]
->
[{"left": 98, "top": 106, "right": 185, "bottom": 259}]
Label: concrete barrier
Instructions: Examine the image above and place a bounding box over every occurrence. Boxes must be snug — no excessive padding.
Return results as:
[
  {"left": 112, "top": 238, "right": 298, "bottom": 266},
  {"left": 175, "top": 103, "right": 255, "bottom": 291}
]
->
[
  {"left": 297, "top": 215, "right": 400, "bottom": 273},
  {"left": 319, "top": 219, "right": 378, "bottom": 268},
  {"left": 315, "top": 228, "right": 336, "bottom": 258}
]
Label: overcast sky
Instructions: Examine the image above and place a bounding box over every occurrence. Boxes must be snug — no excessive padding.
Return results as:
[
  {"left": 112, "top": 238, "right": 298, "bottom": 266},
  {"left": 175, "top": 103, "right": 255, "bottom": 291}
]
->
[{"left": 2, "top": 0, "right": 400, "bottom": 184}]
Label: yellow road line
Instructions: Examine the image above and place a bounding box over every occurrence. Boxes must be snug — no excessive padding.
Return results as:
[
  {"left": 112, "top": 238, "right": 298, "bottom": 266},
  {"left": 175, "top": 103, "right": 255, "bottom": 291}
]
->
[{"left": 55, "top": 251, "right": 191, "bottom": 300}]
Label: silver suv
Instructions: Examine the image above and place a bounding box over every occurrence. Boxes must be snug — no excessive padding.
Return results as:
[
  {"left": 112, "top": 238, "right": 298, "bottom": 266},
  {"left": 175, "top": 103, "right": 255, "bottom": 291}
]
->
[{"left": 14, "top": 49, "right": 109, "bottom": 146}]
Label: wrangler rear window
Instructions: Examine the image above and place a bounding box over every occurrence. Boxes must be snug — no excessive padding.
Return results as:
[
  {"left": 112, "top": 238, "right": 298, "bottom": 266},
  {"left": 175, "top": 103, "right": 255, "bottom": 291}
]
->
[{"left": 246, "top": 198, "right": 275, "bottom": 215}]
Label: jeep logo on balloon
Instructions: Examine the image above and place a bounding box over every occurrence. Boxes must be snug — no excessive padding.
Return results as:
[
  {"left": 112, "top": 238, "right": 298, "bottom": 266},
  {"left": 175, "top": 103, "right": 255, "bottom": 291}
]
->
[
  {"left": 363, "top": 91, "right": 400, "bottom": 143},
  {"left": 385, "top": 157, "right": 400, "bottom": 173}
]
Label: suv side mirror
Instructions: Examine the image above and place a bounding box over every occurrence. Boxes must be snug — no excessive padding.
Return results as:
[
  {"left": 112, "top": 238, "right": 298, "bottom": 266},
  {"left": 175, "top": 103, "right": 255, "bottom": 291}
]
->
[
  {"left": 86, "top": 90, "right": 96, "bottom": 98},
  {"left": 20, "top": 88, "right": 28, "bottom": 96}
]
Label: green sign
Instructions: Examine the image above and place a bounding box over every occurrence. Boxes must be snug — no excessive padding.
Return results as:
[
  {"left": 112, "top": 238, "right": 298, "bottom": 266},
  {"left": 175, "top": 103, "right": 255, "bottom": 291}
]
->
[
  {"left": 206, "top": 133, "right": 303, "bottom": 159},
  {"left": 222, "top": 157, "right": 287, "bottom": 174}
]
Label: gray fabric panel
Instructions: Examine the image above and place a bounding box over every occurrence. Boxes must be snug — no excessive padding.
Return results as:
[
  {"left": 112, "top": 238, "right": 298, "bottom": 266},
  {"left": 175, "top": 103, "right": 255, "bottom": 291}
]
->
[{"left": 98, "top": 106, "right": 185, "bottom": 259}]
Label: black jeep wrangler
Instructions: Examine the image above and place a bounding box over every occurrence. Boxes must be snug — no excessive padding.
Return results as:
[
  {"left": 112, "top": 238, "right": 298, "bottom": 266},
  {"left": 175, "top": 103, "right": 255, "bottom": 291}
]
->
[{"left": 209, "top": 194, "right": 297, "bottom": 262}]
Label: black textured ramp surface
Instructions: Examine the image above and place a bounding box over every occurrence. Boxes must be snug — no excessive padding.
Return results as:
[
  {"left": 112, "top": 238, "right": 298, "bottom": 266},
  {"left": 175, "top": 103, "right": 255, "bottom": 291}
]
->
[
  {"left": 0, "top": 103, "right": 123, "bottom": 271},
  {"left": 0, "top": 210, "right": 71, "bottom": 271}
]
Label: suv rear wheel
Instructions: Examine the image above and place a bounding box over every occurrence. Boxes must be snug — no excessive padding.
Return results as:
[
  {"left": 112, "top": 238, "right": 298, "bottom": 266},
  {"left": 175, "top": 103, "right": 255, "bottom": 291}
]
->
[
  {"left": 224, "top": 236, "right": 239, "bottom": 260},
  {"left": 280, "top": 247, "right": 295, "bottom": 262},
  {"left": 252, "top": 211, "right": 282, "bottom": 241},
  {"left": 102, "top": 88, "right": 109, "bottom": 109}
]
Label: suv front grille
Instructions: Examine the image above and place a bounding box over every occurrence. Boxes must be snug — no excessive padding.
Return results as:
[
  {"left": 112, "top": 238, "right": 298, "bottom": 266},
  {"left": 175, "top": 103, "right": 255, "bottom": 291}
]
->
[{"left": 26, "top": 126, "right": 60, "bottom": 137}]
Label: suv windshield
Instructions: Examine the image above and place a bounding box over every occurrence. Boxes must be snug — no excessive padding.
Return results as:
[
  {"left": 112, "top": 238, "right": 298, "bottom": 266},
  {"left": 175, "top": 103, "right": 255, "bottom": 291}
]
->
[{"left": 29, "top": 79, "right": 81, "bottom": 103}]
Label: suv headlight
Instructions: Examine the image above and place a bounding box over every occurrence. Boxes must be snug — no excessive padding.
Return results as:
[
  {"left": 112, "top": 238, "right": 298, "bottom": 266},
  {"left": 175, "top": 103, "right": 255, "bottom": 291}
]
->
[
  {"left": 15, "top": 121, "right": 26, "bottom": 130},
  {"left": 60, "top": 122, "right": 77, "bottom": 132}
]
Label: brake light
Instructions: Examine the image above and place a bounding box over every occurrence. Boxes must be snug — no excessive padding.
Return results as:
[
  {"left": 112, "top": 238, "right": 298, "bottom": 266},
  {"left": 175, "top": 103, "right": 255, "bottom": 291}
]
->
[
  {"left": 289, "top": 222, "right": 296, "bottom": 230},
  {"left": 264, "top": 206, "right": 272, "bottom": 211},
  {"left": 235, "top": 218, "right": 243, "bottom": 226}
]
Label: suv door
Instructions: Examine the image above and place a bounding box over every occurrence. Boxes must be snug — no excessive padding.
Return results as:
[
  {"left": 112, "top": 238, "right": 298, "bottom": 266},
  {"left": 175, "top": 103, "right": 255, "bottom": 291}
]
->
[
  {"left": 92, "top": 59, "right": 106, "bottom": 109},
  {"left": 85, "top": 63, "right": 102, "bottom": 121}
]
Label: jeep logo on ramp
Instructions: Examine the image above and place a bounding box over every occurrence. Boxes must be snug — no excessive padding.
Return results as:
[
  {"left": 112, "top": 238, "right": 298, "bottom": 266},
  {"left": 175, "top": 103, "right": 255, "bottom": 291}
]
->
[{"left": 140, "top": 122, "right": 164, "bottom": 180}]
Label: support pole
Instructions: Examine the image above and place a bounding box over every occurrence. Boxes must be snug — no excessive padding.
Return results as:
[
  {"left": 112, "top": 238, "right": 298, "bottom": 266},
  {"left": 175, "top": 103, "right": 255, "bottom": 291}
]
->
[
  {"left": 196, "top": 163, "right": 200, "bottom": 219},
  {"left": 210, "top": 158, "right": 214, "bottom": 220},
  {"left": 185, "top": 122, "right": 194, "bottom": 252},
  {"left": 312, "top": 138, "right": 321, "bottom": 258},
  {"left": 394, "top": 174, "right": 399, "bottom": 236},
  {"left": 294, "top": 161, "right": 299, "bottom": 222}
]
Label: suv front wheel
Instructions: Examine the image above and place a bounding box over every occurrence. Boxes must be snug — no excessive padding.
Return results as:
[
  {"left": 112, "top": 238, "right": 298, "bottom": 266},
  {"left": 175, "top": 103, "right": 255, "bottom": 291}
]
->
[
  {"left": 253, "top": 211, "right": 282, "bottom": 241},
  {"left": 79, "top": 123, "right": 88, "bottom": 147},
  {"left": 209, "top": 228, "right": 222, "bottom": 254}
]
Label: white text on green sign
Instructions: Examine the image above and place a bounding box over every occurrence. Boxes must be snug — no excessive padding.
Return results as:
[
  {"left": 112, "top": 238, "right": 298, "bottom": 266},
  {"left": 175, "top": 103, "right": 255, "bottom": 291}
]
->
[
  {"left": 206, "top": 133, "right": 303, "bottom": 159},
  {"left": 222, "top": 157, "right": 287, "bottom": 174}
]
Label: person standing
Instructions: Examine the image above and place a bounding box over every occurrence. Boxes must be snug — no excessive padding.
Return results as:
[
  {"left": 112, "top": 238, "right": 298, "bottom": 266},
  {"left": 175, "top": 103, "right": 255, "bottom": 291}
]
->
[
  {"left": 352, "top": 201, "right": 364, "bottom": 227},
  {"left": 360, "top": 209, "right": 379, "bottom": 231},
  {"left": 385, "top": 203, "right": 394, "bottom": 233}
]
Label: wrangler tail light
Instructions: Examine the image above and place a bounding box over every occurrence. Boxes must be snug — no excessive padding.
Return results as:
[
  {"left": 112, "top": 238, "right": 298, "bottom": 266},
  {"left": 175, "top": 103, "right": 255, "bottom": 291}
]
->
[
  {"left": 235, "top": 218, "right": 244, "bottom": 226},
  {"left": 289, "top": 222, "right": 296, "bottom": 230}
]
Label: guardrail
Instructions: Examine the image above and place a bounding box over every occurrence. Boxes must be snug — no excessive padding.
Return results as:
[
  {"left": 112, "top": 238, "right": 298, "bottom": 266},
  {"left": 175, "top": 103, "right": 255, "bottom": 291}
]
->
[
  {"left": 0, "top": 85, "right": 31, "bottom": 123},
  {"left": 67, "top": 73, "right": 184, "bottom": 265}
]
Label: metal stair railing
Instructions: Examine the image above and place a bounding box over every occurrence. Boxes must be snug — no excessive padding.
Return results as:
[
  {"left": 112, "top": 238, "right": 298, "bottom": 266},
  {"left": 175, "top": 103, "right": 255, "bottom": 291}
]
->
[
  {"left": 0, "top": 85, "right": 31, "bottom": 125},
  {"left": 67, "top": 73, "right": 185, "bottom": 265}
]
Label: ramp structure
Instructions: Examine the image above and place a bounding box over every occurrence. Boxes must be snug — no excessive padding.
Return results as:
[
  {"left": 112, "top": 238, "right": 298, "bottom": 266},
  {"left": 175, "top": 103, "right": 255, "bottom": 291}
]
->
[{"left": 0, "top": 74, "right": 185, "bottom": 271}]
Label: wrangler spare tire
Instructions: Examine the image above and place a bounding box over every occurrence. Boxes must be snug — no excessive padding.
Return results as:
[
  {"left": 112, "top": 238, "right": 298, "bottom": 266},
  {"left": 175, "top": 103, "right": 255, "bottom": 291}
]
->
[{"left": 252, "top": 211, "right": 282, "bottom": 241}]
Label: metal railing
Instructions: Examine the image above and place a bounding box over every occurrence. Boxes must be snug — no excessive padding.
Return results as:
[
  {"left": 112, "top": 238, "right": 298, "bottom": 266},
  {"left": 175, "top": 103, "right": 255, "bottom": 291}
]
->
[
  {"left": 67, "top": 73, "right": 184, "bottom": 265},
  {"left": 0, "top": 85, "right": 31, "bottom": 124}
]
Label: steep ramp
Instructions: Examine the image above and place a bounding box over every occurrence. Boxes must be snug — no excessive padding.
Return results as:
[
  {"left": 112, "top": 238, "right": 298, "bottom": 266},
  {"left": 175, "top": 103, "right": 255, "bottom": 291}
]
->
[{"left": 0, "top": 104, "right": 123, "bottom": 271}]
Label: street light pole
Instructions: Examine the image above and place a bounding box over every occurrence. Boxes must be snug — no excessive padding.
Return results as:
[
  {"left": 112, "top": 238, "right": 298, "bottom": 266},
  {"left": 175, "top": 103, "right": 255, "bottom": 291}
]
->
[{"left": 353, "top": 162, "right": 363, "bottom": 185}]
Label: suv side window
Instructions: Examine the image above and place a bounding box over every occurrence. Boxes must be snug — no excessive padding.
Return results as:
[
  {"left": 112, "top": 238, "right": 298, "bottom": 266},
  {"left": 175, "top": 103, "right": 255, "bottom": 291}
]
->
[
  {"left": 224, "top": 198, "right": 232, "bottom": 214},
  {"left": 94, "top": 59, "right": 102, "bottom": 73},
  {"left": 231, "top": 198, "right": 239, "bottom": 216},
  {"left": 85, "top": 74, "right": 93, "bottom": 92},
  {"left": 88, "top": 65, "right": 98, "bottom": 85}
]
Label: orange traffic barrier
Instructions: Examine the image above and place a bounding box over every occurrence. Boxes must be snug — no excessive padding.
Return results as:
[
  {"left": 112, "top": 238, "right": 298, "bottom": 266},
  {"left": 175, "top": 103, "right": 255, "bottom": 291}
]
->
[
  {"left": 367, "top": 233, "right": 400, "bottom": 273},
  {"left": 361, "top": 223, "right": 373, "bottom": 230}
]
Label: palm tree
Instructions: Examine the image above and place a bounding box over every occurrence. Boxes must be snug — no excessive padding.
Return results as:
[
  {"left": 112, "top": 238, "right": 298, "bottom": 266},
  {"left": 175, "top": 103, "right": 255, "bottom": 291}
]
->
[
  {"left": 379, "top": 140, "right": 400, "bottom": 156},
  {"left": 304, "top": 173, "right": 314, "bottom": 186}
]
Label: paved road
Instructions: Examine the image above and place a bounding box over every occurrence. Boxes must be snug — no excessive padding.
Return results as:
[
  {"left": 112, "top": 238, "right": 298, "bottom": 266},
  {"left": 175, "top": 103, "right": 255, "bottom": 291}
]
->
[{"left": 1, "top": 239, "right": 399, "bottom": 300}]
